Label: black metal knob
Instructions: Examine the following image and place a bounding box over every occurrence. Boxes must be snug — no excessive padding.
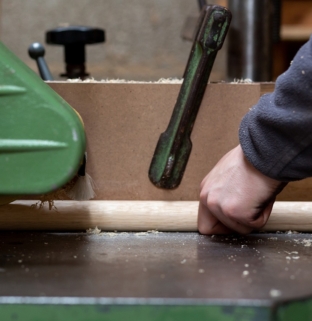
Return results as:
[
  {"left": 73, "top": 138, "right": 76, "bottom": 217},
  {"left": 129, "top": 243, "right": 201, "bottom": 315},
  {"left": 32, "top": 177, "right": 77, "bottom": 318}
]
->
[
  {"left": 46, "top": 26, "right": 105, "bottom": 79},
  {"left": 28, "top": 42, "right": 53, "bottom": 81}
]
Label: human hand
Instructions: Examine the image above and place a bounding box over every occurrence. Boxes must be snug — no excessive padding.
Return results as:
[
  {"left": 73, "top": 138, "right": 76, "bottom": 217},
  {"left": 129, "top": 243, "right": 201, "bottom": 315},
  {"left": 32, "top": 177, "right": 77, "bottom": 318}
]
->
[{"left": 198, "top": 145, "right": 286, "bottom": 234}]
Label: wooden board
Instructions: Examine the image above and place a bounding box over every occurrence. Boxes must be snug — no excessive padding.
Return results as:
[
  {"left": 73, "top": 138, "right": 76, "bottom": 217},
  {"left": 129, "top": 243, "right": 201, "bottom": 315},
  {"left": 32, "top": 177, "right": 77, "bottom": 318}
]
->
[{"left": 46, "top": 82, "right": 312, "bottom": 201}]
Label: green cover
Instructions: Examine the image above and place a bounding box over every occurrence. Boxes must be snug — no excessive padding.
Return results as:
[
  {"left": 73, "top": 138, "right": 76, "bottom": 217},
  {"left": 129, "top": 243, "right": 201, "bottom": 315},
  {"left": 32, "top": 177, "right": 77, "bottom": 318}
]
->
[{"left": 0, "top": 42, "right": 85, "bottom": 195}]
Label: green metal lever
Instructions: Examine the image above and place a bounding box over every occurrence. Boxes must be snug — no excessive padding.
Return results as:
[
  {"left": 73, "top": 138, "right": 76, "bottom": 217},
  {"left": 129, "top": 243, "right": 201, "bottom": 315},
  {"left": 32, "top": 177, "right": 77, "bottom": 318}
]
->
[
  {"left": 149, "top": 5, "right": 231, "bottom": 189},
  {"left": 0, "top": 41, "right": 85, "bottom": 196}
]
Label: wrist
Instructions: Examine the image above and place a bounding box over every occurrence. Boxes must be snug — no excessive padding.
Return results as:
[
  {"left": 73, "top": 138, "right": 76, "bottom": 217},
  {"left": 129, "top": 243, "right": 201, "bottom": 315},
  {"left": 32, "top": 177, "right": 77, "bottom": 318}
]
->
[{"left": 237, "top": 144, "right": 283, "bottom": 188}]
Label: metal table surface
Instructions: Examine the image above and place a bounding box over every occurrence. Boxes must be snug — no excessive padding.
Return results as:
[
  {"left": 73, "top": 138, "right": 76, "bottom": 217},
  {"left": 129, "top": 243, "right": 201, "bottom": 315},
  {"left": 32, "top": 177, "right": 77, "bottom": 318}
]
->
[{"left": 0, "top": 231, "right": 312, "bottom": 320}]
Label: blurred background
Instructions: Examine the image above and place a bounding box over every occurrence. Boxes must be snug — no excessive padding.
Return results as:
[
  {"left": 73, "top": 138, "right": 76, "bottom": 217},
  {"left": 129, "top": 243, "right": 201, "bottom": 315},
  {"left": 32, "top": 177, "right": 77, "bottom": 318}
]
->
[{"left": 1, "top": 0, "right": 312, "bottom": 81}]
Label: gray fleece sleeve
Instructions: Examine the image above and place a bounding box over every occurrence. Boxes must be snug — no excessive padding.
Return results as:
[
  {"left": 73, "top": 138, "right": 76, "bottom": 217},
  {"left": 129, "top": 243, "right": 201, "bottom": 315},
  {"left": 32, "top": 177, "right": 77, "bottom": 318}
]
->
[{"left": 239, "top": 36, "right": 312, "bottom": 182}]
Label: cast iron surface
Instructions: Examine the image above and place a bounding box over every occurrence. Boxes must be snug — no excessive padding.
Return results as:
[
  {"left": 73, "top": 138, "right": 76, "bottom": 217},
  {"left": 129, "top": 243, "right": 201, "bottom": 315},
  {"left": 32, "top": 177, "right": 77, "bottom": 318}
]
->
[{"left": 0, "top": 232, "right": 312, "bottom": 303}]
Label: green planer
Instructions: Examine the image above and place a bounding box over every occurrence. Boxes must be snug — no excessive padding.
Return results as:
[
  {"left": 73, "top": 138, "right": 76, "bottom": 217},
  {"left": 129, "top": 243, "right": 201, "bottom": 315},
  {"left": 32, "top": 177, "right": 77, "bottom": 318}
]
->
[{"left": 0, "top": 42, "right": 85, "bottom": 200}]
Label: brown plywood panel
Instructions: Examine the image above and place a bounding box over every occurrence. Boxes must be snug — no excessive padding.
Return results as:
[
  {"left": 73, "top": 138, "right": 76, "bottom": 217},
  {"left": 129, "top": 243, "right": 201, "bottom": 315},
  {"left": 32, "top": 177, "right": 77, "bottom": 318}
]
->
[{"left": 48, "top": 82, "right": 312, "bottom": 201}]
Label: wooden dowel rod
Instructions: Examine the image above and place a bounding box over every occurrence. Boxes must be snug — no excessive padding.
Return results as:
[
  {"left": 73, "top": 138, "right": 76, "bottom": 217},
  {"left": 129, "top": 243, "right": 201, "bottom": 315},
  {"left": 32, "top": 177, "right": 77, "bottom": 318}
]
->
[
  {"left": 264, "top": 201, "right": 312, "bottom": 232},
  {"left": 0, "top": 201, "right": 312, "bottom": 232}
]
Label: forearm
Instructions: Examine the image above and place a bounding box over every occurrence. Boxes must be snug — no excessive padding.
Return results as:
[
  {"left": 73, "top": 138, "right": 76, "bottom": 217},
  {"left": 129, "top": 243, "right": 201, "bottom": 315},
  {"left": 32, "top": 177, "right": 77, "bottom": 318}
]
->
[{"left": 239, "top": 36, "right": 312, "bottom": 181}]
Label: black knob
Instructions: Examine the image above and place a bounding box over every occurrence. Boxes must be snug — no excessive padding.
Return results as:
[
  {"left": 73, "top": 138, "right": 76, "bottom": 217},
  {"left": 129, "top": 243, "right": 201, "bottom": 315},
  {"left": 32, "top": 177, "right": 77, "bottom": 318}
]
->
[
  {"left": 28, "top": 42, "right": 53, "bottom": 81},
  {"left": 46, "top": 26, "right": 105, "bottom": 79}
]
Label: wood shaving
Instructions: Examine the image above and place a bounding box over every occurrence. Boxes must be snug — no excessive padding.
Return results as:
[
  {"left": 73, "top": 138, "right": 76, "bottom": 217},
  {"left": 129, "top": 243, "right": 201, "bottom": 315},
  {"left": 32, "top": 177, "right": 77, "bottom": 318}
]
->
[
  {"left": 31, "top": 199, "right": 57, "bottom": 211},
  {"left": 86, "top": 227, "right": 101, "bottom": 235},
  {"left": 134, "top": 230, "right": 161, "bottom": 236},
  {"left": 242, "top": 271, "right": 249, "bottom": 277},
  {"left": 148, "top": 230, "right": 161, "bottom": 234},
  {"left": 286, "top": 230, "right": 299, "bottom": 234},
  {"left": 31, "top": 171, "right": 96, "bottom": 210},
  {"left": 273, "top": 230, "right": 299, "bottom": 234},
  {"left": 293, "top": 239, "right": 312, "bottom": 247},
  {"left": 101, "top": 232, "right": 118, "bottom": 237},
  {"left": 31, "top": 174, "right": 80, "bottom": 210},
  {"left": 66, "top": 173, "right": 96, "bottom": 201},
  {"left": 231, "top": 78, "right": 253, "bottom": 84},
  {"left": 285, "top": 255, "right": 300, "bottom": 260},
  {"left": 67, "top": 78, "right": 183, "bottom": 84},
  {"left": 270, "top": 289, "right": 281, "bottom": 297},
  {"left": 134, "top": 232, "right": 148, "bottom": 236}
]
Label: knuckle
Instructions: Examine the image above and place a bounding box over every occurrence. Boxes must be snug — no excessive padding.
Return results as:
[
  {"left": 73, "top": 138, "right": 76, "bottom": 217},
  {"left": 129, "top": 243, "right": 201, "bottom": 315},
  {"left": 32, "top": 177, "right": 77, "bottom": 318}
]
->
[
  {"left": 206, "top": 194, "right": 219, "bottom": 212},
  {"left": 199, "top": 190, "right": 208, "bottom": 204},
  {"left": 221, "top": 203, "right": 237, "bottom": 220},
  {"left": 199, "top": 175, "right": 209, "bottom": 190}
]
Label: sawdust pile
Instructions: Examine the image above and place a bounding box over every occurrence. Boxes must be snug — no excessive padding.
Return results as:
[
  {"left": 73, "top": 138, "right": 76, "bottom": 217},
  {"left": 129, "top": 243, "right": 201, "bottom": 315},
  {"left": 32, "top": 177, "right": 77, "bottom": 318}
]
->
[
  {"left": 230, "top": 78, "right": 253, "bottom": 84},
  {"left": 293, "top": 239, "right": 312, "bottom": 247},
  {"left": 134, "top": 230, "right": 161, "bottom": 236},
  {"left": 30, "top": 175, "right": 78, "bottom": 210},
  {"left": 86, "top": 226, "right": 101, "bottom": 235},
  {"left": 67, "top": 77, "right": 183, "bottom": 84}
]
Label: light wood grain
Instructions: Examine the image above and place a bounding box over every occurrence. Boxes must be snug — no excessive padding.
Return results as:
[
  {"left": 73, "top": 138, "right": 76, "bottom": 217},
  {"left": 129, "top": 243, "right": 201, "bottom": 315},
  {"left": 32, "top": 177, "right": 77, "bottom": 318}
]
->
[
  {"left": 281, "top": 25, "right": 312, "bottom": 41},
  {"left": 0, "top": 200, "right": 311, "bottom": 232},
  {"left": 264, "top": 201, "right": 312, "bottom": 232}
]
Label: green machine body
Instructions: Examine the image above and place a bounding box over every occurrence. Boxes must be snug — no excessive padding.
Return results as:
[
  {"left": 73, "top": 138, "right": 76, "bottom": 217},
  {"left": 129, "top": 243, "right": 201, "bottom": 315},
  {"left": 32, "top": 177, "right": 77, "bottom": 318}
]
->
[{"left": 0, "top": 42, "right": 85, "bottom": 196}]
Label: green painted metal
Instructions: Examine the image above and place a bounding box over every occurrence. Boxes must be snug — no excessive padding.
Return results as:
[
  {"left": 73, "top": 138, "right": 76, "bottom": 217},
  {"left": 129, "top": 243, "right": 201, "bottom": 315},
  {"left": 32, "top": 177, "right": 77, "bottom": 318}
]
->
[
  {"left": 0, "top": 139, "right": 68, "bottom": 152},
  {"left": 0, "top": 41, "right": 85, "bottom": 195},
  {"left": 0, "top": 85, "right": 27, "bottom": 95},
  {"left": 0, "top": 303, "right": 271, "bottom": 321},
  {"left": 149, "top": 5, "right": 231, "bottom": 189},
  {"left": 275, "top": 297, "right": 312, "bottom": 321},
  {"left": 15, "top": 301, "right": 312, "bottom": 321}
]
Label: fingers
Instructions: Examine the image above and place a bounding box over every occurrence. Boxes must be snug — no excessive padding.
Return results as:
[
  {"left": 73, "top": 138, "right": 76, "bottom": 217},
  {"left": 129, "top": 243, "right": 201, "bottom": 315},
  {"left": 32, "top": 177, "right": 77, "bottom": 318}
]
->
[
  {"left": 200, "top": 174, "right": 210, "bottom": 190},
  {"left": 198, "top": 194, "right": 275, "bottom": 235},
  {"left": 199, "top": 190, "right": 254, "bottom": 234},
  {"left": 227, "top": 195, "right": 276, "bottom": 229},
  {"left": 198, "top": 202, "right": 232, "bottom": 234}
]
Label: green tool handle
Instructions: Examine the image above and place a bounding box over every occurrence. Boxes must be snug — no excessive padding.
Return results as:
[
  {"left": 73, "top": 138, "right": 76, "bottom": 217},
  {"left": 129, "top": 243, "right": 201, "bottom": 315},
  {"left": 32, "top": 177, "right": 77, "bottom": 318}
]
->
[{"left": 149, "top": 5, "right": 231, "bottom": 189}]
